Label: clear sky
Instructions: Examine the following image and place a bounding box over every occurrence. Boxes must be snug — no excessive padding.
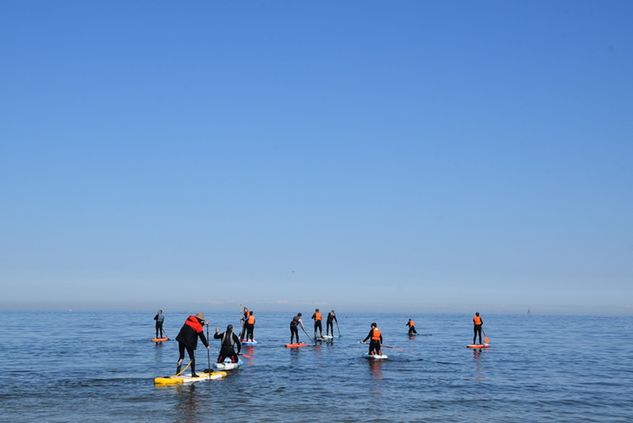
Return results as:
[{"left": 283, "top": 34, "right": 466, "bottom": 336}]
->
[{"left": 1, "top": 1, "right": 632, "bottom": 314}]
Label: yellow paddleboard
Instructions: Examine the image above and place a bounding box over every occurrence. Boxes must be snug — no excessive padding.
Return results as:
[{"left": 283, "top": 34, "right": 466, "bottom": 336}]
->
[{"left": 154, "top": 371, "right": 227, "bottom": 385}]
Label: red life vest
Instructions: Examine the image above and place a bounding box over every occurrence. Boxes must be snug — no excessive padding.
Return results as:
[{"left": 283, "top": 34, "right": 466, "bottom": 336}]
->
[
  {"left": 185, "top": 315, "right": 204, "bottom": 333},
  {"left": 247, "top": 315, "right": 255, "bottom": 325},
  {"left": 314, "top": 311, "right": 322, "bottom": 321},
  {"left": 473, "top": 316, "right": 482, "bottom": 325}
]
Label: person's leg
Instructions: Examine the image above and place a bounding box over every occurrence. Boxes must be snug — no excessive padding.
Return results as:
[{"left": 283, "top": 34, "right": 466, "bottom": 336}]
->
[
  {"left": 473, "top": 326, "right": 477, "bottom": 344},
  {"left": 477, "top": 327, "right": 483, "bottom": 344},
  {"left": 177, "top": 342, "right": 186, "bottom": 373},
  {"left": 186, "top": 346, "right": 197, "bottom": 376},
  {"left": 317, "top": 321, "right": 322, "bottom": 336},
  {"left": 230, "top": 354, "right": 238, "bottom": 363},
  {"left": 412, "top": 326, "right": 417, "bottom": 334},
  {"left": 247, "top": 325, "right": 254, "bottom": 341}
]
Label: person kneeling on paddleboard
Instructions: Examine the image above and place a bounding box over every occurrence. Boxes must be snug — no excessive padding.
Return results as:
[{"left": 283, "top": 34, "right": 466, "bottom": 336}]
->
[
  {"left": 214, "top": 324, "right": 241, "bottom": 363},
  {"left": 406, "top": 318, "right": 417, "bottom": 335},
  {"left": 175, "top": 313, "right": 209, "bottom": 377},
  {"left": 154, "top": 309, "right": 165, "bottom": 338},
  {"left": 289, "top": 313, "right": 305, "bottom": 344},
  {"left": 473, "top": 312, "right": 483, "bottom": 345},
  {"left": 326, "top": 310, "right": 337, "bottom": 336},
  {"left": 363, "top": 323, "right": 383, "bottom": 356}
]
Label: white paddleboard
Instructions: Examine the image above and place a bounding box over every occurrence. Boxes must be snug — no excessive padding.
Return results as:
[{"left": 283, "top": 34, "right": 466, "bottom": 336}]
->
[
  {"left": 241, "top": 339, "right": 258, "bottom": 345},
  {"left": 364, "top": 353, "right": 389, "bottom": 360},
  {"left": 213, "top": 358, "right": 244, "bottom": 371}
]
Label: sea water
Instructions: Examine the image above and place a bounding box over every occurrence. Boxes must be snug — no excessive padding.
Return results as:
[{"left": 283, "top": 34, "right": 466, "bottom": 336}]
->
[{"left": 0, "top": 311, "right": 631, "bottom": 422}]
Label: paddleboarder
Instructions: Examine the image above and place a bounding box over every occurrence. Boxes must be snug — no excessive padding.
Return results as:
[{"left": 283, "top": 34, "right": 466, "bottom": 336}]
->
[
  {"left": 214, "top": 324, "right": 241, "bottom": 363},
  {"left": 154, "top": 309, "right": 165, "bottom": 339},
  {"left": 289, "top": 313, "right": 305, "bottom": 344},
  {"left": 326, "top": 310, "right": 338, "bottom": 336},
  {"left": 175, "top": 312, "right": 209, "bottom": 378},
  {"left": 406, "top": 318, "right": 417, "bottom": 335},
  {"left": 362, "top": 322, "right": 383, "bottom": 356},
  {"left": 473, "top": 312, "right": 484, "bottom": 345},
  {"left": 312, "top": 308, "right": 323, "bottom": 339},
  {"left": 243, "top": 311, "right": 256, "bottom": 342}
]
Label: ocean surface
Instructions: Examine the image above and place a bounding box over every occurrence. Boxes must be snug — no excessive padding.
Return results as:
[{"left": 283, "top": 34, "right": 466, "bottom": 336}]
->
[{"left": 0, "top": 311, "right": 632, "bottom": 422}]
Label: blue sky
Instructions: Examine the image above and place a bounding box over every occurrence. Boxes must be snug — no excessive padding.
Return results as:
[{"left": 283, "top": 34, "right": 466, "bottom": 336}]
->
[{"left": 1, "top": 1, "right": 632, "bottom": 313}]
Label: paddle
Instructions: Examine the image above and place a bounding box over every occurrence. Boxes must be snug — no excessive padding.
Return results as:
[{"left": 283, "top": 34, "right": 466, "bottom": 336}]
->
[
  {"left": 175, "top": 360, "right": 191, "bottom": 376},
  {"left": 335, "top": 320, "right": 341, "bottom": 338},
  {"left": 483, "top": 329, "right": 490, "bottom": 344},
  {"left": 382, "top": 345, "right": 404, "bottom": 352},
  {"left": 206, "top": 323, "right": 211, "bottom": 380},
  {"left": 300, "top": 325, "right": 314, "bottom": 344}
]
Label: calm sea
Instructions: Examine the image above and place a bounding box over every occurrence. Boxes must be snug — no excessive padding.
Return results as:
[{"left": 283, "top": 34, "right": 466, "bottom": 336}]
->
[{"left": 0, "top": 311, "right": 631, "bottom": 422}]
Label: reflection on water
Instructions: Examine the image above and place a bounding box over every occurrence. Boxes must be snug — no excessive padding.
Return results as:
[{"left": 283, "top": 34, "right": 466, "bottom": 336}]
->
[{"left": 176, "top": 384, "right": 200, "bottom": 423}]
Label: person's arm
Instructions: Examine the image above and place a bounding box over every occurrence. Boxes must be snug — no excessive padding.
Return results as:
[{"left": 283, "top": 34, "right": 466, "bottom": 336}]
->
[
  {"left": 233, "top": 333, "right": 242, "bottom": 354},
  {"left": 213, "top": 331, "right": 223, "bottom": 340},
  {"left": 154, "top": 314, "right": 158, "bottom": 321},
  {"left": 199, "top": 331, "right": 209, "bottom": 348},
  {"left": 362, "top": 329, "right": 372, "bottom": 343},
  {"left": 379, "top": 334, "right": 383, "bottom": 344},
  {"left": 311, "top": 313, "right": 316, "bottom": 320}
]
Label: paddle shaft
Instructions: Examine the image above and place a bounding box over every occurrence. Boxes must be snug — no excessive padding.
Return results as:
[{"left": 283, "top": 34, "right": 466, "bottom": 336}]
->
[
  {"left": 301, "top": 325, "right": 313, "bottom": 343},
  {"left": 335, "top": 320, "right": 341, "bottom": 337},
  {"left": 206, "top": 324, "right": 211, "bottom": 379}
]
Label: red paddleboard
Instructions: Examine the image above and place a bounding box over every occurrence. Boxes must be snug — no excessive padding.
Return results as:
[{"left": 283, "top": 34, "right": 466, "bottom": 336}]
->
[
  {"left": 152, "top": 337, "right": 170, "bottom": 343},
  {"left": 284, "top": 343, "right": 308, "bottom": 348},
  {"left": 466, "top": 344, "right": 489, "bottom": 349}
]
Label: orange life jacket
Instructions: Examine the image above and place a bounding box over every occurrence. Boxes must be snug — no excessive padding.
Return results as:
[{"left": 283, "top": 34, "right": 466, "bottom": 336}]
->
[
  {"left": 314, "top": 312, "right": 322, "bottom": 321},
  {"left": 409, "top": 320, "right": 415, "bottom": 327},
  {"left": 371, "top": 328, "right": 381, "bottom": 341},
  {"left": 247, "top": 315, "right": 255, "bottom": 325},
  {"left": 473, "top": 316, "right": 482, "bottom": 325}
]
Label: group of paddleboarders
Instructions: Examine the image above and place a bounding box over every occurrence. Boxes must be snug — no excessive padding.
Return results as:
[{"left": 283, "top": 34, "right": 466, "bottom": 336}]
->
[{"left": 156, "top": 310, "right": 487, "bottom": 374}]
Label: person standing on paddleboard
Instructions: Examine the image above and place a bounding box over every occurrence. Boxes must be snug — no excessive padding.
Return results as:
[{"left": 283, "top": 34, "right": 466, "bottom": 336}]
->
[
  {"left": 175, "top": 312, "right": 209, "bottom": 377},
  {"left": 312, "top": 308, "right": 323, "bottom": 339},
  {"left": 406, "top": 318, "right": 417, "bottom": 336},
  {"left": 326, "top": 310, "right": 337, "bottom": 336},
  {"left": 362, "top": 322, "right": 383, "bottom": 356},
  {"left": 154, "top": 310, "right": 165, "bottom": 339},
  {"left": 243, "top": 311, "right": 256, "bottom": 341},
  {"left": 472, "top": 312, "right": 484, "bottom": 345},
  {"left": 289, "top": 313, "right": 305, "bottom": 344},
  {"left": 214, "top": 324, "right": 242, "bottom": 363},
  {"left": 239, "top": 306, "right": 249, "bottom": 339}
]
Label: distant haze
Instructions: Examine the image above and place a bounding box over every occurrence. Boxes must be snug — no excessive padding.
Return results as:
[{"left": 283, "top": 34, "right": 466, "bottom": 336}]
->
[{"left": 1, "top": 1, "right": 632, "bottom": 314}]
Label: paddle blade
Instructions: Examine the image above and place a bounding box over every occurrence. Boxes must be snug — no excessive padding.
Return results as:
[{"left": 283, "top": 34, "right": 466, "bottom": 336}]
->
[{"left": 484, "top": 336, "right": 490, "bottom": 344}]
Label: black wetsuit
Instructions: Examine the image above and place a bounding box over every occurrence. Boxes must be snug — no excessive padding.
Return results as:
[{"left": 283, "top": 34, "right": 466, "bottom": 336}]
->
[
  {"left": 154, "top": 313, "right": 165, "bottom": 338},
  {"left": 326, "top": 312, "right": 337, "bottom": 336},
  {"left": 473, "top": 318, "right": 483, "bottom": 344},
  {"left": 239, "top": 310, "right": 248, "bottom": 339},
  {"left": 214, "top": 331, "right": 241, "bottom": 363},
  {"left": 290, "top": 316, "right": 303, "bottom": 343},
  {"left": 312, "top": 312, "right": 323, "bottom": 337},
  {"left": 244, "top": 317, "right": 255, "bottom": 341},
  {"left": 363, "top": 328, "right": 383, "bottom": 355},
  {"left": 175, "top": 316, "right": 208, "bottom": 376}
]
